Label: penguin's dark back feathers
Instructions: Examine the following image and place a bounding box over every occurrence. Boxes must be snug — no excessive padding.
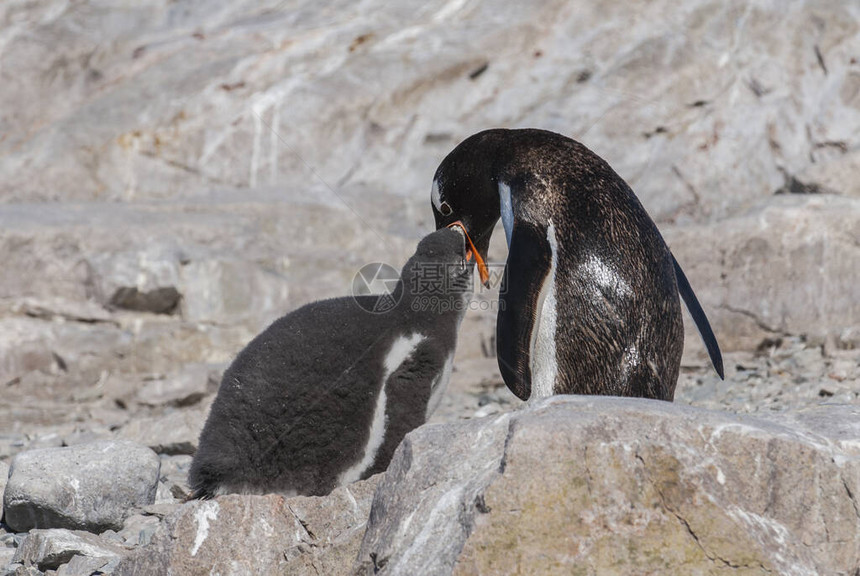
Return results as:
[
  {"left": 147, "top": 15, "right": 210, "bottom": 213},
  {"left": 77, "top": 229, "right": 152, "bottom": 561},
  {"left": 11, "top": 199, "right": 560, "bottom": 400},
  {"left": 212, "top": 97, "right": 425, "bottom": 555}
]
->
[
  {"left": 497, "top": 130, "right": 683, "bottom": 398},
  {"left": 437, "top": 129, "right": 691, "bottom": 399}
]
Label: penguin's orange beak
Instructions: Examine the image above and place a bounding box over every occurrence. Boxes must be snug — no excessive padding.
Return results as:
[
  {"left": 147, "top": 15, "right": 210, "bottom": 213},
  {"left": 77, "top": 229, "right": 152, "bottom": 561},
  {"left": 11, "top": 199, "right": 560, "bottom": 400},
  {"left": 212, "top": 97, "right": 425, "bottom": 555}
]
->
[{"left": 447, "top": 220, "right": 490, "bottom": 287}]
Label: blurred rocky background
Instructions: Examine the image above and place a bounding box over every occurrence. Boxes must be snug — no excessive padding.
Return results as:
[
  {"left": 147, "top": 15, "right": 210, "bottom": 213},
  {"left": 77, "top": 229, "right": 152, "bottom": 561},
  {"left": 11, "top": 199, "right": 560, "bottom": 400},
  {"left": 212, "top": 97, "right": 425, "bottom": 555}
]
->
[{"left": 1, "top": 0, "right": 859, "bottom": 574}]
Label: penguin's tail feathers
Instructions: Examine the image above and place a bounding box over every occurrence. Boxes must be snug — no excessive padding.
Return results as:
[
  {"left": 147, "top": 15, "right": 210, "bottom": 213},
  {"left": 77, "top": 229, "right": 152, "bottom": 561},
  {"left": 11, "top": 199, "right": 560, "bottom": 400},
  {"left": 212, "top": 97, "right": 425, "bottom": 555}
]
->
[{"left": 672, "top": 254, "right": 725, "bottom": 380}]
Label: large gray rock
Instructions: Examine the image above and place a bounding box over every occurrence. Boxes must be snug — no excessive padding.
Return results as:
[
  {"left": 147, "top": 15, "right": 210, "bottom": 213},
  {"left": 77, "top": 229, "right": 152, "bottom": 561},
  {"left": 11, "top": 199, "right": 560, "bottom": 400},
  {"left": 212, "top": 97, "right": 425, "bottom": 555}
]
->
[
  {"left": 3, "top": 441, "right": 160, "bottom": 533},
  {"left": 355, "top": 397, "right": 860, "bottom": 575},
  {"left": 3, "top": 0, "right": 860, "bottom": 228},
  {"left": 667, "top": 194, "right": 860, "bottom": 352},
  {"left": 11, "top": 529, "right": 127, "bottom": 573},
  {"left": 116, "top": 476, "right": 380, "bottom": 576}
]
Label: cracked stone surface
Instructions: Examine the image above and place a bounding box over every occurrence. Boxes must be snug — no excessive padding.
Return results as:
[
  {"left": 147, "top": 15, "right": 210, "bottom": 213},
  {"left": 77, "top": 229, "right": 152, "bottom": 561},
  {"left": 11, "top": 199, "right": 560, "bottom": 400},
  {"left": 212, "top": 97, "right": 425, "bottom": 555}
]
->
[
  {"left": 112, "top": 496, "right": 300, "bottom": 576},
  {"left": 282, "top": 477, "right": 382, "bottom": 575},
  {"left": 356, "top": 397, "right": 860, "bottom": 576},
  {"left": 113, "top": 476, "right": 381, "bottom": 576}
]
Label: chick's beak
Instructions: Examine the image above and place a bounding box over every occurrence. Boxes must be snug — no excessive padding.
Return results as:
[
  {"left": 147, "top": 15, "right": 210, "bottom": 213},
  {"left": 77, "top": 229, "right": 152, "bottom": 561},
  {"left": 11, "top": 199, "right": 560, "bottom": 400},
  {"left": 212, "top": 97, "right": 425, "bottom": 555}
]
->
[{"left": 447, "top": 220, "right": 490, "bottom": 287}]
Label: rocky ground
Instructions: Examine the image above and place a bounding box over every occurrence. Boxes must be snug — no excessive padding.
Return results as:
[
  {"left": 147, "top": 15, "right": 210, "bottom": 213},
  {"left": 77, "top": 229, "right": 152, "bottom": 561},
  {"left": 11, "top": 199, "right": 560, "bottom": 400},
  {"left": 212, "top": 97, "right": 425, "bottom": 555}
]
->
[
  {"left": 2, "top": 0, "right": 860, "bottom": 574},
  {"left": 1, "top": 269, "right": 857, "bottom": 576}
]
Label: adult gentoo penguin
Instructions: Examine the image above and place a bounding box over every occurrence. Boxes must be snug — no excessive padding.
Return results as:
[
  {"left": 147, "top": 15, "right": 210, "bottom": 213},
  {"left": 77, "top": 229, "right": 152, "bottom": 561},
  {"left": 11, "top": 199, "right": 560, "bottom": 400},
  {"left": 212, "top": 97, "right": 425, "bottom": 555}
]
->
[
  {"left": 188, "top": 227, "right": 472, "bottom": 498},
  {"left": 431, "top": 128, "right": 723, "bottom": 402}
]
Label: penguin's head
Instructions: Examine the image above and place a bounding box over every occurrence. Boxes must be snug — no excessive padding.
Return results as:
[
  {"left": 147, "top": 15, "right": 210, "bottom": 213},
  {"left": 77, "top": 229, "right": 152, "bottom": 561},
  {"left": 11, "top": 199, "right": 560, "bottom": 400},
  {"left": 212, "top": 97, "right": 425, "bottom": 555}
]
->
[
  {"left": 411, "top": 227, "right": 473, "bottom": 275},
  {"left": 402, "top": 228, "right": 474, "bottom": 301},
  {"left": 431, "top": 131, "right": 508, "bottom": 288}
]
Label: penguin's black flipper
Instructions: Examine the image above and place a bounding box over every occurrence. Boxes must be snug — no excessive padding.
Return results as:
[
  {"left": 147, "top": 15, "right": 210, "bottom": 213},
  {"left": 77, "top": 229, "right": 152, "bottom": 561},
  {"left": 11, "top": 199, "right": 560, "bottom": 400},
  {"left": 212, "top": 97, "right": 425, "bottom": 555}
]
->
[
  {"left": 496, "top": 221, "right": 553, "bottom": 400},
  {"left": 672, "top": 254, "right": 725, "bottom": 380}
]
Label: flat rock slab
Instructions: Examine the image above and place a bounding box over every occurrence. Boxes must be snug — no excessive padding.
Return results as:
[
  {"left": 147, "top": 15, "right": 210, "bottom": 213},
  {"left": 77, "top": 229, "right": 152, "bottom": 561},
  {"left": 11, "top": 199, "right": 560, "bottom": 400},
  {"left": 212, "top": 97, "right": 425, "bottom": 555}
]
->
[
  {"left": 134, "top": 366, "right": 213, "bottom": 408},
  {"left": 11, "top": 528, "right": 128, "bottom": 572},
  {"left": 3, "top": 441, "right": 160, "bottom": 533},
  {"left": 116, "top": 475, "right": 380, "bottom": 576},
  {"left": 56, "top": 553, "right": 119, "bottom": 576},
  {"left": 356, "top": 397, "right": 860, "bottom": 576},
  {"left": 665, "top": 195, "right": 860, "bottom": 351},
  {"left": 114, "top": 406, "right": 209, "bottom": 456}
]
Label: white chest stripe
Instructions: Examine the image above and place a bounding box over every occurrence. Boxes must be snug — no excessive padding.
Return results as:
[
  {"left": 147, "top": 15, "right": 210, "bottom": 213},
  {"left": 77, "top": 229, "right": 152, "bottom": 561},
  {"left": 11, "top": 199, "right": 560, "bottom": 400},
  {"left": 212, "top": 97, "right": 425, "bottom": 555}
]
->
[
  {"left": 384, "top": 333, "right": 425, "bottom": 378},
  {"left": 338, "top": 333, "right": 425, "bottom": 485},
  {"left": 498, "top": 181, "right": 514, "bottom": 249},
  {"left": 529, "top": 222, "right": 559, "bottom": 401}
]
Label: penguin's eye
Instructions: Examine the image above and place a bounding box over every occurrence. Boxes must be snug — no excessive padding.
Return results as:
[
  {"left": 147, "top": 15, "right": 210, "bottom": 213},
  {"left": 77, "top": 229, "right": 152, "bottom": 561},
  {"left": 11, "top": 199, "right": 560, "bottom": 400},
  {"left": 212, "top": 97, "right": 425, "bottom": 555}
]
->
[{"left": 439, "top": 201, "right": 452, "bottom": 216}]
